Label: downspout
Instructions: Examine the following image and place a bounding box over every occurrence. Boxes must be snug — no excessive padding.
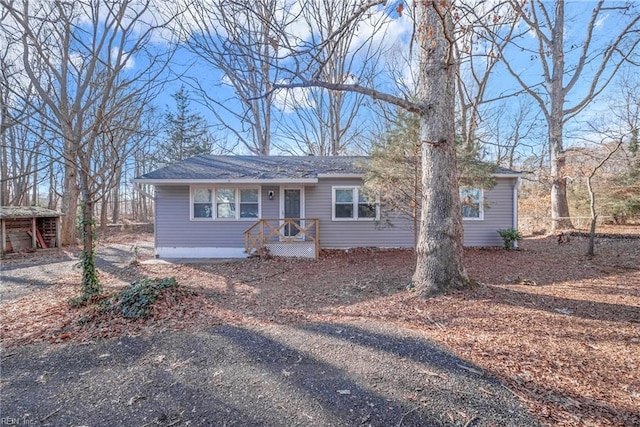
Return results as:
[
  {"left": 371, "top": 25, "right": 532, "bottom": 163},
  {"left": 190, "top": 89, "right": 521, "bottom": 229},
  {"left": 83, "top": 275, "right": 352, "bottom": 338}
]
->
[
  {"left": 513, "top": 176, "right": 520, "bottom": 249},
  {"left": 153, "top": 189, "right": 157, "bottom": 258}
]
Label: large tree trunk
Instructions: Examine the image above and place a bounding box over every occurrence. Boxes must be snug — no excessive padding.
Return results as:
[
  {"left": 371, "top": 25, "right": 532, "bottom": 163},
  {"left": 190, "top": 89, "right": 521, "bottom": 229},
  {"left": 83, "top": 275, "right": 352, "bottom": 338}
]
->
[
  {"left": 549, "top": 121, "right": 572, "bottom": 231},
  {"left": 78, "top": 170, "right": 101, "bottom": 301},
  {"left": 548, "top": 0, "right": 573, "bottom": 231},
  {"left": 47, "top": 161, "right": 57, "bottom": 210},
  {"left": 412, "top": 0, "right": 470, "bottom": 295},
  {"left": 60, "top": 131, "right": 79, "bottom": 246},
  {"left": 100, "top": 196, "right": 109, "bottom": 231},
  {"left": 0, "top": 126, "right": 8, "bottom": 206},
  {"left": 112, "top": 180, "right": 120, "bottom": 224}
]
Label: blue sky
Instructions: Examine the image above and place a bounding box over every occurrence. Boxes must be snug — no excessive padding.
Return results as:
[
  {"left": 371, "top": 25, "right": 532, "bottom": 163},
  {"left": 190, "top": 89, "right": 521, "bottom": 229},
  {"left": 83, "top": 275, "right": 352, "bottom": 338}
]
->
[{"left": 149, "top": 0, "right": 638, "bottom": 161}]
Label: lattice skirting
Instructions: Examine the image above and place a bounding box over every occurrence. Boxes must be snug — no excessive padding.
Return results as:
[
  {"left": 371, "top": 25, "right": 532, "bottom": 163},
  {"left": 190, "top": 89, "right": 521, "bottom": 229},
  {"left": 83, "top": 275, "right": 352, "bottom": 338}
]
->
[{"left": 265, "top": 242, "right": 316, "bottom": 258}]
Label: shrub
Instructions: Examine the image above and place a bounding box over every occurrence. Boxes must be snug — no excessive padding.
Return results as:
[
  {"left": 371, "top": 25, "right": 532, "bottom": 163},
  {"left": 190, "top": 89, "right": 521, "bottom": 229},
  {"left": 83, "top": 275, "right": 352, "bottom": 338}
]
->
[
  {"left": 497, "top": 228, "right": 523, "bottom": 249},
  {"left": 101, "top": 277, "right": 178, "bottom": 319}
]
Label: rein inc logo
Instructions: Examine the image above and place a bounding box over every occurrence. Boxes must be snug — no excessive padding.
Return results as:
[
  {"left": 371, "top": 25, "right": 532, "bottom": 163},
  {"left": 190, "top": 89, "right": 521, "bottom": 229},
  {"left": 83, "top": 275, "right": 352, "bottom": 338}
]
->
[{"left": 0, "top": 416, "right": 37, "bottom": 425}]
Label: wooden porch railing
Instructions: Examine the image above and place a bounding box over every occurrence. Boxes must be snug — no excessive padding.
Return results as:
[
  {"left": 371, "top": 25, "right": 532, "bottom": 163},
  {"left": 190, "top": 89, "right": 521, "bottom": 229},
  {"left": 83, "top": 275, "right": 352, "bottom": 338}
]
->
[{"left": 244, "top": 218, "right": 320, "bottom": 259}]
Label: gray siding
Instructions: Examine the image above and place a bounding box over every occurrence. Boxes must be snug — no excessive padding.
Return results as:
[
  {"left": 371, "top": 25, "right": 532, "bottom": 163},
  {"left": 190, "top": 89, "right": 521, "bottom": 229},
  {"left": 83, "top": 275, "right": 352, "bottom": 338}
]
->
[
  {"left": 306, "top": 178, "right": 415, "bottom": 249},
  {"left": 261, "top": 186, "right": 280, "bottom": 218},
  {"left": 155, "top": 186, "right": 252, "bottom": 248},
  {"left": 154, "top": 177, "right": 517, "bottom": 252},
  {"left": 462, "top": 178, "right": 516, "bottom": 247}
]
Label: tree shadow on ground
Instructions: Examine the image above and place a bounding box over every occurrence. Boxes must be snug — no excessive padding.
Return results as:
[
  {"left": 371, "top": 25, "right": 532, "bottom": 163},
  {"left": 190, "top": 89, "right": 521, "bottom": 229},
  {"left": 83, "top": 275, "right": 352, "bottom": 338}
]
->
[
  {"left": 0, "top": 326, "right": 539, "bottom": 426},
  {"left": 178, "top": 252, "right": 413, "bottom": 322},
  {"left": 508, "top": 372, "right": 640, "bottom": 425},
  {"left": 469, "top": 284, "right": 640, "bottom": 324},
  {"left": 213, "top": 324, "right": 537, "bottom": 426}
]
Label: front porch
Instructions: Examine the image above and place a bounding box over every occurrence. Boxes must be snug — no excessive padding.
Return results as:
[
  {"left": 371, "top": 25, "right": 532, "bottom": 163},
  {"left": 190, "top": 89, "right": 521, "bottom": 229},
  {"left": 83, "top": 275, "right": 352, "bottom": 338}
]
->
[{"left": 244, "top": 218, "right": 320, "bottom": 259}]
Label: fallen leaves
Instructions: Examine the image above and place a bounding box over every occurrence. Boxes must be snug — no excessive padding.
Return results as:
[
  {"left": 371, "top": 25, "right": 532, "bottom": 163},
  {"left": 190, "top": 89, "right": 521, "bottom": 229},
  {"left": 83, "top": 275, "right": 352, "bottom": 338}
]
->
[{"left": 1, "top": 229, "right": 639, "bottom": 426}]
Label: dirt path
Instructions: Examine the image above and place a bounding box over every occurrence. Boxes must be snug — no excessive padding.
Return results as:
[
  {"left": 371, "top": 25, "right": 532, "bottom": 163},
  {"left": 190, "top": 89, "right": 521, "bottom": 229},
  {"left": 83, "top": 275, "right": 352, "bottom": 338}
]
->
[{"left": 1, "top": 322, "right": 537, "bottom": 426}]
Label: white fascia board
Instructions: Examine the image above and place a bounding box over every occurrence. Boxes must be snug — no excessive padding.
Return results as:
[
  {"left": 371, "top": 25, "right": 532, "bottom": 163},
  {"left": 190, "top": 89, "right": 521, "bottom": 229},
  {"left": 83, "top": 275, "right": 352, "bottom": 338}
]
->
[
  {"left": 456, "top": 173, "right": 521, "bottom": 180},
  {"left": 133, "top": 178, "right": 319, "bottom": 185},
  {"left": 317, "top": 173, "right": 364, "bottom": 179}
]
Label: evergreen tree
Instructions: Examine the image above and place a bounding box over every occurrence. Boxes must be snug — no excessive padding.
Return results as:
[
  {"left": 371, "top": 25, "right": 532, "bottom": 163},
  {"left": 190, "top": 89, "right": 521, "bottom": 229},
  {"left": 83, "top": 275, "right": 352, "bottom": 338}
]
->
[
  {"left": 366, "top": 108, "right": 497, "bottom": 247},
  {"left": 155, "top": 86, "right": 216, "bottom": 164},
  {"left": 366, "top": 110, "right": 421, "bottom": 246}
]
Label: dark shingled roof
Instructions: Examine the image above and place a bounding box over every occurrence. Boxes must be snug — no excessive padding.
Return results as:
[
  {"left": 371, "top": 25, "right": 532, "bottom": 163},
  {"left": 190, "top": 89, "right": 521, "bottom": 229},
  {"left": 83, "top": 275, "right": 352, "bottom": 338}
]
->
[
  {"left": 135, "top": 154, "right": 520, "bottom": 182},
  {"left": 136, "top": 155, "right": 369, "bottom": 181}
]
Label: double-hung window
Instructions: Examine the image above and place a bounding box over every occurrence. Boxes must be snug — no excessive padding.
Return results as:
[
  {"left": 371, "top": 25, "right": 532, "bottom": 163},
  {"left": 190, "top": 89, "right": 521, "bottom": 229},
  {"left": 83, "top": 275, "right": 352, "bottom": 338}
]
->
[
  {"left": 191, "top": 186, "right": 260, "bottom": 220},
  {"left": 216, "top": 188, "right": 236, "bottom": 219},
  {"left": 239, "top": 189, "right": 259, "bottom": 218},
  {"left": 460, "top": 188, "right": 483, "bottom": 220},
  {"left": 332, "top": 186, "right": 378, "bottom": 221},
  {"left": 193, "top": 188, "right": 213, "bottom": 218}
]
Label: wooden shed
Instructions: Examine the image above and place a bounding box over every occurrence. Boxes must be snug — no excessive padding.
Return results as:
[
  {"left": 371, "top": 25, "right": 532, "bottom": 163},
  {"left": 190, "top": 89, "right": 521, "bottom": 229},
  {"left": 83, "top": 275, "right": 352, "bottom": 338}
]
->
[{"left": 1, "top": 206, "right": 63, "bottom": 255}]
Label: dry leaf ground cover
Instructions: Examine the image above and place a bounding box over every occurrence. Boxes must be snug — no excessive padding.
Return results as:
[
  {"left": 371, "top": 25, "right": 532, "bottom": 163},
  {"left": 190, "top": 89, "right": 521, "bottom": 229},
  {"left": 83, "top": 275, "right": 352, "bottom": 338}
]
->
[{"left": 1, "top": 227, "right": 639, "bottom": 426}]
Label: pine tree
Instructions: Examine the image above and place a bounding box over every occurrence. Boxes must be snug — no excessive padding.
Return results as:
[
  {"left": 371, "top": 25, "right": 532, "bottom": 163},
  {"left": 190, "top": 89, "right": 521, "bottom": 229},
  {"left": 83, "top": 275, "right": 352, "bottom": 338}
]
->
[
  {"left": 155, "top": 86, "right": 215, "bottom": 164},
  {"left": 366, "top": 108, "right": 497, "bottom": 247}
]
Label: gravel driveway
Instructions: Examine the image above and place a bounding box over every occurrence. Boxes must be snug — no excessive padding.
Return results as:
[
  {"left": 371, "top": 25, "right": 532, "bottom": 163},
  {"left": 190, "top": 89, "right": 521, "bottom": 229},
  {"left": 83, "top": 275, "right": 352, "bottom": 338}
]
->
[
  {"left": 0, "top": 241, "right": 155, "bottom": 302},
  {"left": 1, "top": 242, "right": 539, "bottom": 426},
  {"left": 1, "top": 322, "right": 538, "bottom": 426}
]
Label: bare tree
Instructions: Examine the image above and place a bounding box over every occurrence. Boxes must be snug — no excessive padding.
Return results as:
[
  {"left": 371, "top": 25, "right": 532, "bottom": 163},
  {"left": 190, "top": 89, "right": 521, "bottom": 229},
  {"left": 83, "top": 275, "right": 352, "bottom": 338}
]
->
[
  {"left": 454, "top": 2, "right": 520, "bottom": 153},
  {"left": 594, "top": 72, "right": 640, "bottom": 221},
  {"left": 493, "top": 0, "right": 640, "bottom": 230},
  {"left": 2, "top": 0, "right": 179, "bottom": 301},
  {"left": 483, "top": 97, "right": 544, "bottom": 169},
  {"left": 178, "top": 0, "right": 291, "bottom": 155},
  {"left": 267, "top": 0, "right": 470, "bottom": 294},
  {"left": 584, "top": 140, "right": 623, "bottom": 256},
  {"left": 277, "top": 0, "right": 388, "bottom": 156},
  {"left": 0, "top": 25, "right": 46, "bottom": 207}
]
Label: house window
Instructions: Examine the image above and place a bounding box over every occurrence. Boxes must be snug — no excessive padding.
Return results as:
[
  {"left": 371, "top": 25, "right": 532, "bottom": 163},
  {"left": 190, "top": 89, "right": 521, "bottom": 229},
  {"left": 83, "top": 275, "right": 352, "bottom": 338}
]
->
[
  {"left": 460, "top": 188, "right": 483, "bottom": 220},
  {"left": 193, "top": 188, "right": 213, "bottom": 218},
  {"left": 216, "top": 188, "right": 236, "bottom": 219},
  {"left": 332, "top": 186, "right": 378, "bottom": 220},
  {"left": 358, "top": 192, "right": 377, "bottom": 219},
  {"left": 335, "top": 189, "right": 354, "bottom": 218},
  {"left": 191, "top": 186, "right": 260, "bottom": 220},
  {"left": 240, "top": 189, "right": 259, "bottom": 218}
]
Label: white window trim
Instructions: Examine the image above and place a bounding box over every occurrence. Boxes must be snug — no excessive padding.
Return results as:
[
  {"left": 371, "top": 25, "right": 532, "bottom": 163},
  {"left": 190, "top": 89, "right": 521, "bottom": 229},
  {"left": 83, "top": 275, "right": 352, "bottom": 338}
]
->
[
  {"left": 331, "top": 186, "right": 379, "bottom": 221},
  {"left": 460, "top": 187, "right": 484, "bottom": 221},
  {"left": 190, "top": 185, "right": 261, "bottom": 221}
]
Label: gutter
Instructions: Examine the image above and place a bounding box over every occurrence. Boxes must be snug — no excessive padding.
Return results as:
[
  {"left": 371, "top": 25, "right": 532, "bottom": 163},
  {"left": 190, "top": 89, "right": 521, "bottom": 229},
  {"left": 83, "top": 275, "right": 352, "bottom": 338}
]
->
[{"left": 132, "top": 178, "right": 319, "bottom": 185}]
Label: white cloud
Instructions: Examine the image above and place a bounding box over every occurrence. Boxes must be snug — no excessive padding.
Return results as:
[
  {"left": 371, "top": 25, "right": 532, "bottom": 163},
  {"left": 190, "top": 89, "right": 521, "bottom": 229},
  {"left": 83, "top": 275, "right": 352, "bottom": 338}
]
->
[
  {"left": 272, "top": 84, "right": 314, "bottom": 113},
  {"left": 111, "top": 48, "right": 136, "bottom": 70}
]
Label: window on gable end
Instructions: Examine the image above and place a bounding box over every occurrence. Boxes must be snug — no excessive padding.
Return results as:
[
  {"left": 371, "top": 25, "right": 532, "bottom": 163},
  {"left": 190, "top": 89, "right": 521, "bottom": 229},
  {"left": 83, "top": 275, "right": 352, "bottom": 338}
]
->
[{"left": 460, "top": 188, "right": 483, "bottom": 220}]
